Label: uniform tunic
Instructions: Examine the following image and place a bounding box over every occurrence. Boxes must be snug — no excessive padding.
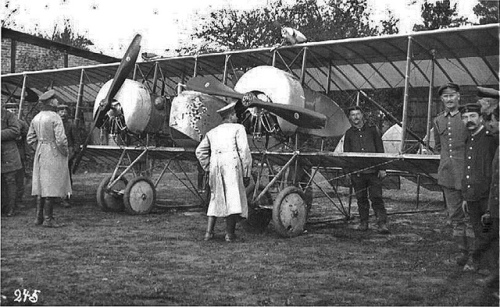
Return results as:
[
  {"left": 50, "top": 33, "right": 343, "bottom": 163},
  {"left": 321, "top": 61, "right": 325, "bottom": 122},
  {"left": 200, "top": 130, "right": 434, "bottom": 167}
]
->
[
  {"left": 27, "top": 110, "right": 72, "bottom": 198},
  {"left": 433, "top": 110, "right": 467, "bottom": 190},
  {"left": 343, "top": 124, "right": 385, "bottom": 173},
  {"left": 195, "top": 123, "right": 252, "bottom": 218},
  {"left": 1, "top": 110, "right": 22, "bottom": 174},
  {"left": 488, "top": 147, "right": 499, "bottom": 218},
  {"left": 462, "top": 126, "right": 496, "bottom": 201}
]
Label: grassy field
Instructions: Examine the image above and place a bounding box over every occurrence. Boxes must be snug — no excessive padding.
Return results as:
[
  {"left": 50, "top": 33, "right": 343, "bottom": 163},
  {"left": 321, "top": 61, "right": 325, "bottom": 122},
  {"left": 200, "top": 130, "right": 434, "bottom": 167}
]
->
[{"left": 1, "top": 171, "right": 498, "bottom": 306}]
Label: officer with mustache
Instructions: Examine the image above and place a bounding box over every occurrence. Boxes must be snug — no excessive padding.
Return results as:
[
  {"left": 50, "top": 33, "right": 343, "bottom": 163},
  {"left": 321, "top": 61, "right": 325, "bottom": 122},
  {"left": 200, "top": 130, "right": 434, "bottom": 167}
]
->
[{"left": 459, "top": 103, "right": 497, "bottom": 272}]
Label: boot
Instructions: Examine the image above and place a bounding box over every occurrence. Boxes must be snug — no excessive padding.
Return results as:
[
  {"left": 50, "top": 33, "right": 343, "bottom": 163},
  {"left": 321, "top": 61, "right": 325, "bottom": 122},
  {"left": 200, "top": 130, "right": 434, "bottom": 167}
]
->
[
  {"left": 357, "top": 220, "right": 369, "bottom": 231},
  {"left": 455, "top": 235, "right": 469, "bottom": 267},
  {"left": 204, "top": 216, "right": 216, "bottom": 241},
  {"left": 34, "top": 197, "right": 45, "bottom": 225},
  {"left": 225, "top": 214, "right": 238, "bottom": 242},
  {"left": 42, "top": 198, "right": 60, "bottom": 228},
  {"left": 463, "top": 237, "right": 478, "bottom": 271}
]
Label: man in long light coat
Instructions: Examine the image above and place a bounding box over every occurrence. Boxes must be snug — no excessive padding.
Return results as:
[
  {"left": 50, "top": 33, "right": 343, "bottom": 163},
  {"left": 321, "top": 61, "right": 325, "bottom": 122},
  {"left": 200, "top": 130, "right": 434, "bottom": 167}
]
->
[
  {"left": 27, "top": 90, "right": 72, "bottom": 227},
  {"left": 195, "top": 102, "right": 252, "bottom": 242}
]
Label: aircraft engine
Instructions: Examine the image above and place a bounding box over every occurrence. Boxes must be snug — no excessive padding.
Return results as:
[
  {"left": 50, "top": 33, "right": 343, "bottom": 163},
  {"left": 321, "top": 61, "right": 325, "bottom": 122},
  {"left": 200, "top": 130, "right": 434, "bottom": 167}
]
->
[
  {"left": 169, "top": 90, "right": 227, "bottom": 147},
  {"left": 94, "top": 79, "right": 167, "bottom": 134},
  {"left": 234, "top": 66, "right": 306, "bottom": 135},
  {"left": 234, "top": 65, "right": 349, "bottom": 137}
]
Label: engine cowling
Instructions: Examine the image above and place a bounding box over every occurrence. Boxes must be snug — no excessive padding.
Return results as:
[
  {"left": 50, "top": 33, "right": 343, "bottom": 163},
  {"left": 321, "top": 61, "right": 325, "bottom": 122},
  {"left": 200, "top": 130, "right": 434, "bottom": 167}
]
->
[{"left": 94, "top": 79, "right": 166, "bottom": 134}]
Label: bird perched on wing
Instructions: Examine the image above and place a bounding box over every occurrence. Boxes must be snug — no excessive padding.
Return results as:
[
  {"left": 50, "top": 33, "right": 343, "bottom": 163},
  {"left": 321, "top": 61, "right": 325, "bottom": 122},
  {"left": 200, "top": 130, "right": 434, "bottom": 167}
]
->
[
  {"left": 141, "top": 52, "right": 161, "bottom": 61},
  {"left": 281, "top": 27, "right": 307, "bottom": 45},
  {"left": 271, "top": 26, "right": 308, "bottom": 52}
]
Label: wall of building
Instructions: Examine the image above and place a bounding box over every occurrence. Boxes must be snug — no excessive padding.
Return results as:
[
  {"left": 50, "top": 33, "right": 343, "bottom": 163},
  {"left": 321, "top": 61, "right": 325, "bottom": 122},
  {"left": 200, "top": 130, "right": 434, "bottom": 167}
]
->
[{"left": 1, "top": 37, "right": 105, "bottom": 74}]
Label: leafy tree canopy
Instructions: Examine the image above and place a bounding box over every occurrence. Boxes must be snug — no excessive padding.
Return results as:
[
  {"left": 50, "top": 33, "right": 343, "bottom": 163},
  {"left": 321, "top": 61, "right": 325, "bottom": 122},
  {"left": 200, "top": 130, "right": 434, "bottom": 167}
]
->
[
  {"left": 412, "top": 0, "right": 470, "bottom": 31},
  {"left": 176, "top": 0, "right": 399, "bottom": 55},
  {"left": 473, "top": 0, "right": 499, "bottom": 25}
]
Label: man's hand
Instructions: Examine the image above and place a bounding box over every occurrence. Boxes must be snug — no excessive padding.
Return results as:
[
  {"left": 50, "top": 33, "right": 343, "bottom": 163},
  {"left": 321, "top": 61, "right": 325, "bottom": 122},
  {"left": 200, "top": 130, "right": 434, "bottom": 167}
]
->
[
  {"left": 462, "top": 201, "right": 468, "bottom": 214},
  {"left": 481, "top": 211, "right": 492, "bottom": 226},
  {"left": 378, "top": 170, "right": 387, "bottom": 179}
]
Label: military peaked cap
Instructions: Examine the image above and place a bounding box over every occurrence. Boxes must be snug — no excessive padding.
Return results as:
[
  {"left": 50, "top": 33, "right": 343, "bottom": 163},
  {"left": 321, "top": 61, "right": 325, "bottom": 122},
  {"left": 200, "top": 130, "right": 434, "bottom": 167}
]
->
[
  {"left": 438, "top": 83, "right": 460, "bottom": 96},
  {"left": 57, "top": 104, "right": 70, "bottom": 110},
  {"left": 3, "top": 103, "right": 18, "bottom": 109},
  {"left": 459, "top": 103, "right": 482, "bottom": 114},
  {"left": 346, "top": 105, "right": 363, "bottom": 115},
  {"left": 216, "top": 102, "right": 236, "bottom": 117},
  {"left": 477, "top": 86, "right": 499, "bottom": 99}
]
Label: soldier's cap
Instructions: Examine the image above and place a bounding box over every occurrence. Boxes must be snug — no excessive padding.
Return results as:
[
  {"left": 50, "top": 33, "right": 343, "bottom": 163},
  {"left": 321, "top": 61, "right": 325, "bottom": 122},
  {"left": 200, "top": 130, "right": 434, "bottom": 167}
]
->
[
  {"left": 39, "top": 89, "right": 56, "bottom": 102},
  {"left": 477, "top": 86, "right": 499, "bottom": 99},
  {"left": 438, "top": 83, "right": 460, "bottom": 96},
  {"left": 57, "top": 104, "right": 69, "bottom": 110},
  {"left": 3, "top": 103, "right": 18, "bottom": 109},
  {"left": 459, "top": 103, "right": 482, "bottom": 114},
  {"left": 216, "top": 102, "right": 236, "bottom": 117},
  {"left": 345, "top": 105, "right": 363, "bottom": 115}
]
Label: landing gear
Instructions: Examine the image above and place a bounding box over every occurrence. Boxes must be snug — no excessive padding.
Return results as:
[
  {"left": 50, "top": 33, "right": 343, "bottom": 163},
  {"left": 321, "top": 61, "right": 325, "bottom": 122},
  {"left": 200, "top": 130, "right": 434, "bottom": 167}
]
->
[
  {"left": 272, "top": 186, "right": 307, "bottom": 238},
  {"left": 96, "top": 175, "right": 128, "bottom": 212},
  {"left": 123, "top": 176, "right": 156, "bottom": 215},
  {"left": 242, "top": 185, "right": 273, "bottom": 233}
]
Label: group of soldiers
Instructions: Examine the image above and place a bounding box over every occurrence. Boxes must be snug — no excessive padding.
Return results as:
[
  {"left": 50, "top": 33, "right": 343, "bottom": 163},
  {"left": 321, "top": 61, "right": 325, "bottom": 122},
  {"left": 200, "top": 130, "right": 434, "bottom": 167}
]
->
[
  {"left": 1, "top": 90, "right": 80, "bottom": 226},
  {"left": 432, "top": 83, "right": 499, "bottom": 295}
]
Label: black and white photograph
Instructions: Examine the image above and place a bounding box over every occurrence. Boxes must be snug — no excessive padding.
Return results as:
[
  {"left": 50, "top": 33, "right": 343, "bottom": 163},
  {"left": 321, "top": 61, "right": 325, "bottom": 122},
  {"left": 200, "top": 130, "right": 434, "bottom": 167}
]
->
[{"left": 1, "top": 0, "right": 499, "bottom": 305}]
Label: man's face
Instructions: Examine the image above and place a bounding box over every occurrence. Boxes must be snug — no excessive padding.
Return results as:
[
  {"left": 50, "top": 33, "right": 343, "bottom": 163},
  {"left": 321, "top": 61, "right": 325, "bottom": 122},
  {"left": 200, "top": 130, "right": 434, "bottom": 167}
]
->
[
  {"left": 348, "top": 110, "right": 364, "bottom": 126},
  {"left": 440, "top": 88, "right": 460, "bottom": 111},
  {"left": 461, "top": 111, "right": 482, "bottom": 132},
  {"left": 58, "top": 108, "right": 68, "bottom": 121},
  {"left": 485, "top": 114, "right": 499, "bottom": 134}
]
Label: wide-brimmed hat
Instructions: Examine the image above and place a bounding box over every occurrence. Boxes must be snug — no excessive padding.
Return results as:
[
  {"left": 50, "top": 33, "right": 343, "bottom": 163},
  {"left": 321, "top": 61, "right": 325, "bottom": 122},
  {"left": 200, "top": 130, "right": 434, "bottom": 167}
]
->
[{"left": 477, "top": 86, "right": 499, "bottom": 99}]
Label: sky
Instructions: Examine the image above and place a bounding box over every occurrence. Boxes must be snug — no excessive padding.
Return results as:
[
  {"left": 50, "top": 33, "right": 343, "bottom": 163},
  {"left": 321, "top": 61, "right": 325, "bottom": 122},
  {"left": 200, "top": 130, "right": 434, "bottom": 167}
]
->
[{"left": 3, "top": 0, "right": 480, "bottom": 59}]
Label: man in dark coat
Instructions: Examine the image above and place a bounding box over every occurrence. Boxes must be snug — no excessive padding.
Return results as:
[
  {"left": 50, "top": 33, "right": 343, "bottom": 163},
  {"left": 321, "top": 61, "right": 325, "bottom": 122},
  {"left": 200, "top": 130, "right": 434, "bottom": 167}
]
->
[
  {"left": 57, "top": 104, "right": 80, "bottom": 207},
  {"left": 459, "top": 103, "right": 497, "bottom": 272},
  {"left": 343, "top": 106, "right": 389, "bottom": 234},
  {"left": 4, "top": 102, "right": 30, "bottom": 205},
  {"left": 1, "top": 104, "right": 23, "bottom": 216},
  {"left": 432, "top": 83, "right": 470, "bottom": 267}
]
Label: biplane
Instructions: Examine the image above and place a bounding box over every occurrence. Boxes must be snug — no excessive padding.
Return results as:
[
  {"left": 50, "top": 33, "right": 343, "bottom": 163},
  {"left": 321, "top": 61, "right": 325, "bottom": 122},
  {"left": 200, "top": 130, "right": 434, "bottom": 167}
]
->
[{"left": 2, "top": 24, "right": 498, "bottom": 237}]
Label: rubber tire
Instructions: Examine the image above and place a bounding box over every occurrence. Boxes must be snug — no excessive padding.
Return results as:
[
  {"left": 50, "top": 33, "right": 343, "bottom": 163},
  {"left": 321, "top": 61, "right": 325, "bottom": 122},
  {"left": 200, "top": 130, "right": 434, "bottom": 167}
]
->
[
  {"left": 123, "top": 176, "right": 156, "bottom": 215},
  {"left": 96, "top": 175, "right": 128, "bottom": 212},
  {"left": 272, "top": 186, "right": 307, "bottom": 238}
]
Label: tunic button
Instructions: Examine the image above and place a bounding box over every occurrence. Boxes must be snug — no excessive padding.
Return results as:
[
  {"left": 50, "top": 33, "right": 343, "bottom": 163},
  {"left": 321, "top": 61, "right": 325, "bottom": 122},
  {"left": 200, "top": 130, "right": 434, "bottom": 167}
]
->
[
  {"left": 467, "top": 166, "right": 471, "bottom": 169},
  {"left": 468, "top": 156, "right": 471, "bottom": 159},
  {"left": 467, "top": 185, "right": 471, "bottom": 188},
  {"left": 466, "top": 175, "right": 469, "bottom": 179}
]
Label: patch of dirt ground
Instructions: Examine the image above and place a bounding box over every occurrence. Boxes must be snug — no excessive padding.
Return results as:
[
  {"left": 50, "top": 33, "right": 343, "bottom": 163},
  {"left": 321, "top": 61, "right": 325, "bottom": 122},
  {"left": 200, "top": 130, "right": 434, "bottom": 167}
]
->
[{"left": 1, "top": 172, "right": 498, "bottom": 306}]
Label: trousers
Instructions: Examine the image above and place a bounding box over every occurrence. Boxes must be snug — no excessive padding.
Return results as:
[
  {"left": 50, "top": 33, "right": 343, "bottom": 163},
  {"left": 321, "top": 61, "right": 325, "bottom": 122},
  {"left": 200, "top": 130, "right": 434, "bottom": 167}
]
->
[{"left": 351, "top": 173, "right": 387, "bottom": 224}]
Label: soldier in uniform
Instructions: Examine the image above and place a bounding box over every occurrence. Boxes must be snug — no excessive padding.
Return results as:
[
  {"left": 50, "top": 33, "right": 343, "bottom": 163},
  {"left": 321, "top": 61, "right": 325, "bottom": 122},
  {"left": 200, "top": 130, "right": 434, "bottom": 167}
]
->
[
  {"left": 195, "top": 102, "right": 252, "bottom": 242},
  {"left": 1, "top": 103, "right": 23, "bottom": 216},
  {"left": 459, "top": 103, "right": 497, "bottom": 272},
  {"left": 57, "top": 104, "right": 81, "bottom": 207},
  {"left": 27, "top": 90, "right": 72, "bottom": 227},
  {"left": 432, "top": 83, "right": 470, "bottom": 267},
  {"left": 343, "top": 106, "right": 389, "bottom": 234},
  {"left": 475, "top": 87, "right": 499, "bottom": 293},
  {"left": 4, "top": 103, "right": 30, "bottom": 206}
]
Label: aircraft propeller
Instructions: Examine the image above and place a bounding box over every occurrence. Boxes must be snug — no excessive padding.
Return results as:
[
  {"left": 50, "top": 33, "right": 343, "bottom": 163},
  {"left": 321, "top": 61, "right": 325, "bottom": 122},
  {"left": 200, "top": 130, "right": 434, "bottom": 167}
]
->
[
  {"left": 72, "top": 34, "right": 142, "bottom": 174},
  {"left": 186, "top": 76, "right": 326, "bottom": 129}
]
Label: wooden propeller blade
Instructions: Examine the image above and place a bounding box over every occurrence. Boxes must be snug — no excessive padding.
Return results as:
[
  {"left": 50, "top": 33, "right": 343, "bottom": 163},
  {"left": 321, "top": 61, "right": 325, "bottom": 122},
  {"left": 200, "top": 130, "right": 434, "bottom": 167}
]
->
[
  {"left": 243, "top": 98, "right": 326, "bottom": 129},
  {"left": 94, "top": 34, "right": 142, "bottom": 128},
  {"left": 187, "top": 76, "right": 326, "bottom": 129},
  {"left": 72, "top": 34, "right": 142, "bottom": 174},
  {"left": 186, "top": 76, "right": 243, "bottom": 100}
]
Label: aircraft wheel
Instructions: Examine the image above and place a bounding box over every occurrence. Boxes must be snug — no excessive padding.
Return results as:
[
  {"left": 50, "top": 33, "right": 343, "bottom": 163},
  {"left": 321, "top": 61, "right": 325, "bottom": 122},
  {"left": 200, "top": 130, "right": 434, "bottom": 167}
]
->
[
  {"left": 272, "top": 186, "right": 307, "bottom": 238},
  {"left": 123, "top": 176, "right": 156, "bottom": 215},
  {"left": 242, "top": 185, "right": 272, "bottom": 233},
  {"left": 96, "top": 175, "right": 128, "bottom": 212}
]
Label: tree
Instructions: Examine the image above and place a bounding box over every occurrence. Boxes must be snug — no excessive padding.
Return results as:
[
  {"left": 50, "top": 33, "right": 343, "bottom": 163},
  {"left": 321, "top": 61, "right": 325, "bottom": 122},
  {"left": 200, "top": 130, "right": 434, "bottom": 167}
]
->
[
  {"left": 43, "top": 19, "right": 94, "bottom": 50},
  {"left": 473, "top": 0, "right": 499, "bottom": 25},
  {"left": 176, "top": 0, "right": 399, "bottom": 55},
  {"left": 412, "top": 0, "right": 470, "bottom": 31},
  {"left": 1, "top": 0, "right": 18, "bottom": 28}
]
